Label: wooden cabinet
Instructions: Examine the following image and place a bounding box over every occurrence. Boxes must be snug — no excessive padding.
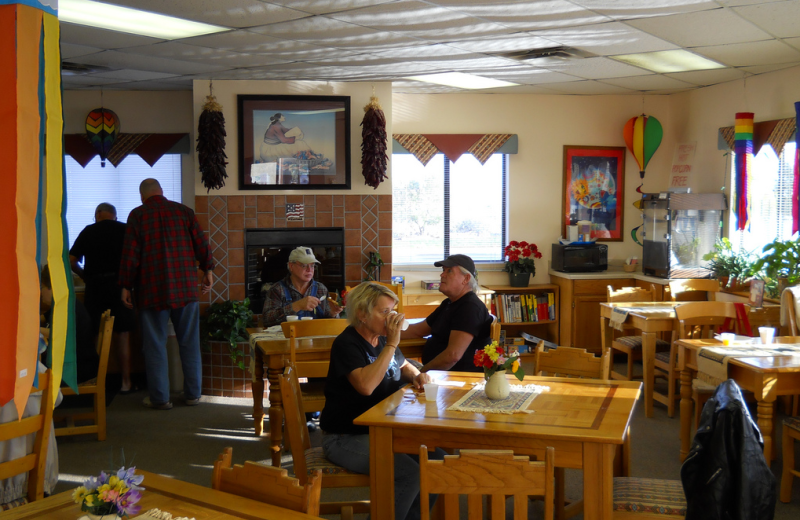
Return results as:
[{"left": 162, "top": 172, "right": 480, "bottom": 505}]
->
[{"left": 483, "top": 284, "right": 560, "bottom": 344}]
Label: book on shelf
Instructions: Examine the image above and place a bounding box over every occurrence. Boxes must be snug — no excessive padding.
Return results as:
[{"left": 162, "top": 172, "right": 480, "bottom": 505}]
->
[{"left": 491, "top": 292, "right": 556, "bottom": 323}]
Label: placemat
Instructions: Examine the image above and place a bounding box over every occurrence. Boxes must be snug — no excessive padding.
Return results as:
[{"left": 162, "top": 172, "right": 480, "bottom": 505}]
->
[
  {"left": 609, "top": 307, "right": 630, "bottom": 331},
  {"left": 132, "top": 508, "right": 195, "bottom": 520},
  {"left": 446, "top": 383, "right": 549, "bottom": 414},
  {"left": 697, "top": 343, "right": 800, "bottom": 386}
]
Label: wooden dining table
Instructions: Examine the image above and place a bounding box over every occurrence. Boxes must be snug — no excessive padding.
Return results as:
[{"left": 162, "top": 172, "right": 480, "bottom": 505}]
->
[
  {"left": 247, "top": 327, "right": 426, "bottom": 466},
  {"left": 676, "top": 336, "right": 800, "bottom": 464},
  {"left": 1, "top": 469, "right": 318, "bottom": 520},
  {"left": 354, "top": 370, "right": 641, "bottom": 520}
]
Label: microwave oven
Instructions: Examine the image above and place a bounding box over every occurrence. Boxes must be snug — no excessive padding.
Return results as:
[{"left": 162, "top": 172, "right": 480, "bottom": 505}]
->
[{"left": 551, "top": 243, "right": 608, "bottom": 273}]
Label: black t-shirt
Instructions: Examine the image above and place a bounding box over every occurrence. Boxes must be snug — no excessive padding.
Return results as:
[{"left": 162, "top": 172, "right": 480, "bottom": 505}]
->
[
  {"left": 422, "top": 291, "right": 492, "bottom": 372},
  {"left": 69, "top": 220, "right": 128, "bottom": 279},
  {"left": 320, "top": 326, "right": 407, "bottom": 435}
]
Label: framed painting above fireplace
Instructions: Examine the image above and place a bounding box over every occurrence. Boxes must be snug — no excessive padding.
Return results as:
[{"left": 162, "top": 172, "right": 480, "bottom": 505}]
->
[{"left": 238, "top": 95, "right": 351, "bottom": 190}]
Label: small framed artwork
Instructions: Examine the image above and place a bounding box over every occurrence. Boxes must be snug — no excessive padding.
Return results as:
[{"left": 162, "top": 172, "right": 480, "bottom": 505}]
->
[
  {"left": 749, "top": 279, "right": 765, "bottom": 308},
  {"left": 562, "top": 145, "right": 626, "bottom": 242},
  {"left": 238, "top": 95, "right": 351, "bottom": 190}
]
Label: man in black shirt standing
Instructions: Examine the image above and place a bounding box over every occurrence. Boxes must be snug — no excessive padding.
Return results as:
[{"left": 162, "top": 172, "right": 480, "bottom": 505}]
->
[{"left": 70, "top": 203, "right": 137, "bottom": 393}]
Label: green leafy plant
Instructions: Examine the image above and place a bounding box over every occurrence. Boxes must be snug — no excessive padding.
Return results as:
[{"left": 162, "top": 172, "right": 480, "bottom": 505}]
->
[
  {"left": 200, "top": 298, "right": 255, "bottom": 370},
  {"left": 364, "top": 251, "right": 384, "bottom": 281},
  {"left": 702, "top": 238, "right": 756, "bottom": 286},
  {"left": 749, "top": 238, "right": 800, "bottom": 297}
]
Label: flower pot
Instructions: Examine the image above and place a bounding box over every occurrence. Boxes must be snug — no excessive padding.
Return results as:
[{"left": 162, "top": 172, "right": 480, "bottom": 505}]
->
[
  {"left": 79, "top": 513, "right": 121, "bottom": 520},
  {"left": 508, "top": 272, "right": 530, "bottom": 287},
  {"left": 484, "top": 372, "right": 510, "bottom": 400}
]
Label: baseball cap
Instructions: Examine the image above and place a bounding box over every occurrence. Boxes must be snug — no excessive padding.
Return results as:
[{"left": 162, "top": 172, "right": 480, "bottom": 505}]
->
[
  {"left": 288, "top": 246, "right": 321, "bottom": 264},
  {"left": 434, "top": 254, "right": 477, "bottom": 278}
]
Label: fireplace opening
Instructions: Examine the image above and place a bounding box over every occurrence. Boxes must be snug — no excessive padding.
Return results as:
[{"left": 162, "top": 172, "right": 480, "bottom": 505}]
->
[{"left": 245, "top": 228, "right": 345, "bottom": 314}]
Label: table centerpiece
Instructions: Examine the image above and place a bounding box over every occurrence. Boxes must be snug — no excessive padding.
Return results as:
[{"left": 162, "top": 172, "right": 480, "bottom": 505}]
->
[
  {"left": 73, "top": 466, "right": 143, "bottom": 520},
  {"left": 473, "top": 341, "right": 525, "bottom": 399}
]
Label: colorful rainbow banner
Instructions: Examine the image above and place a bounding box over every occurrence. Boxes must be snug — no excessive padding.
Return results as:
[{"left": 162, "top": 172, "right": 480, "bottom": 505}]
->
[
  {"left": 733, "top": 112, "right": 754, "bottom": 231},
  {"left": 0, "top": 1, "right": 75, "bottom": 416},
  {"left": 793, "top": 102, "right": 799, "bottom": 235}
]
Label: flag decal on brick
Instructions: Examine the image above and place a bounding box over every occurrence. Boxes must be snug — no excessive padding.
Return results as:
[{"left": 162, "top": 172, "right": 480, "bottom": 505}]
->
[{"left": 286, "top": 203, "right": 304, "bottom": 221}]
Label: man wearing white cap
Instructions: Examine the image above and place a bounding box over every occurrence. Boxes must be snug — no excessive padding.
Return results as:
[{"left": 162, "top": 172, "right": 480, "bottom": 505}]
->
[{"left": 262, "top": 246, "right": 343, "bottom": 327}]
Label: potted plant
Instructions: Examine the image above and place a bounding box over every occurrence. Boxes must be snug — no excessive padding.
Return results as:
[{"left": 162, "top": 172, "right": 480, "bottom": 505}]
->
[
  {"left": 200, "top": 298, "right": 255, "bottom": 370},
  {"left": 749, "top": 237, "right": 800, "bottom": 297},
  {"left": 364, "top": 251, "right": 384, "bottom": 281},
  {"left": 702, "top": 238, "right": 756, "bottom": 290},
  {"left": 503, "top": 240, "right": 542, "bottom": 287}
]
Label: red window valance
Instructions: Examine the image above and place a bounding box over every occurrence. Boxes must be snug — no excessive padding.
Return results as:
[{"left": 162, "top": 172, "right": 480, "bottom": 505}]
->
[
  {"left": 64, "top": 133, "right": 188, "bottom": 168},
  {"left": 392, "top": 134, "right": 515, "bottom": 165},
  {"left": 719, "top": 118, "right": 795, "bottom": 155}
]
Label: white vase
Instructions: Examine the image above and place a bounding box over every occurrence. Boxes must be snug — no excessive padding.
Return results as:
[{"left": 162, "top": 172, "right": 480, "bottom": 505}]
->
[
  {"left": 78, "top": 513, "right": 121, "bottom": 520},
  {"left": 484, "top": 372, "right": 510, "bottom": 400}
]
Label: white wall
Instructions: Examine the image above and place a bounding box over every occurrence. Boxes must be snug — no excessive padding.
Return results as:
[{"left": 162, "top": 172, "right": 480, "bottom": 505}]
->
[
  {"left": 191, "top": 80, "right": 393, "bottom": 196},
  {"left": 392, "top": 92, "right": 679, "bottom": 286}
]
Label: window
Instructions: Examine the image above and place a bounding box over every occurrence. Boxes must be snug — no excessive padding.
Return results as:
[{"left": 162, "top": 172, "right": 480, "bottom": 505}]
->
[
  {"left": 65, "top": 154, "right": 182, "bottom": 248},
  {"left": 392, "top": 153, "right": 507, "bottom": 264},
  {"left": 729, "top": 141, "right": 797, "bottom": 254}
]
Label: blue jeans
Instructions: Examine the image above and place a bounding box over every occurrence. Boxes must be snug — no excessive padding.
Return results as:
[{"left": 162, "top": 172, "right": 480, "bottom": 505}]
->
[
  {"left": 322, "top": 432, "right": 444, "bottom": 520},
  {"left": 139, "top": 302, "right": 201, "bottom": 405}
]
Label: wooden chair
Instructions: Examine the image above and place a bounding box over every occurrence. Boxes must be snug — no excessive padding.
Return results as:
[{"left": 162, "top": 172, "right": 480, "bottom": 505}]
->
[
  {"left": 612, "top": 477, "right": 686, "bottom": 519},
  {"left": 781, "top": 287, "right": 799, "bottom": 414},
  {"left": 55, "top": 310, "right": 114, "bottom": 441},
  {"left": 533, "top": 341, "right": 613, "bottom": 520},
  {"left": 280, "top": 364, "right": 370, "bottom": 520},
  {"left": 419, "top": 445, "right": 555, "bottom": 520},
  {"left": 675, "top": 301, "right": 752, "bottom": 428},
  {"left": 780, "top": 417, "right": 800, "bottom": 503},
  {"left": 491, "top": 314, "right": 501, "bottom": 345},
  {"left": 212, "top": 447, "right": 322, "bottom": 516},
  {"left": 403, "top": 304, "right": 437, "bottom": 320},
  {"left": 280, "top": 318, "right": 348, "bottom": 415},
  {"left": 374, "top": 281, "right": 404, "bottom": 313},
  {"left": 667, "top": 279, "right": 720, "bottom": 302},
  {"left": 606, "top": 285, "right": 670, "bottom": 381},
  {"left": 0, "top": 370, "right": 54, "bottom": 506}
]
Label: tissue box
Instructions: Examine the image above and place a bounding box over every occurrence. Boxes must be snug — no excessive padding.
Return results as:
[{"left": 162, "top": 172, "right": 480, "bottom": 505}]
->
[{"left": 420, "top": 280, "right": 440, "bottom": 290}]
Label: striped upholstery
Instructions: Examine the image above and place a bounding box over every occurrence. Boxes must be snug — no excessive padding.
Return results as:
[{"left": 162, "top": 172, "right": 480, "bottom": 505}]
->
[
  {"left": 655, "top": 352, "right": 675, "bottom": 366},
  {"left": 613, "top": 477, "right": 687, "bottom": 516},
  {"left": 786, "top": 416, "right": 800, "bottom": 432},
  {"left": 615, "top": 336, "right": 670, "bottom": 350},
  {"left": 305, "top": 447, "right": 363, "bottom": 477},
  {"left": 0, "top": 498, "right": 29, "bottom": 511}
]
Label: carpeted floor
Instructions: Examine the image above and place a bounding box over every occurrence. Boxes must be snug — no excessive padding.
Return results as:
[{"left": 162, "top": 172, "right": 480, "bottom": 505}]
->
[{"left": 53, "top": 382, "right": 800, "bottom": 519}]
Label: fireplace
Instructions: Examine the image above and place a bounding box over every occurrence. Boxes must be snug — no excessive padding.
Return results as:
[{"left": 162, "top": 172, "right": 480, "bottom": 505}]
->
[{"left": 245, "top": 227, "right": 345, "bottom": 313}]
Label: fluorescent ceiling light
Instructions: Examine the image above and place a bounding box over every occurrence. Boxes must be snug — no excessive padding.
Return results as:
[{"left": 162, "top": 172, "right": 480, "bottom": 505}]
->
[
  {"left": 59, "top": 0, "right": 228, "bottom": 40},
  {"left": 405, "top": 72, "right": 518, "bottom": 90},
  {"left": 610, "top": 50, "right": 724, "bottom": 73}
]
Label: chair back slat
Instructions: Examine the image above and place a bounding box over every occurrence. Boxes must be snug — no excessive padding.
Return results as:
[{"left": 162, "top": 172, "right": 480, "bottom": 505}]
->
[
  {"left": 280, "top": 318, "right": 348, "bottom": 368},
  {"left": 534, "top": 341, "right": 609, "bottom": 380},
  {"left": 403, "top": 304, "right": 437, "bottom": 320},
  {"left": 419, "top": 445, "right": 555, "bottom": 520},
  {"left": 675, "top": 301, "right": 750, "bottom": 339},
  {"left": 607, "top": 284, "right": 657, "bottom": 303},
  {"left": 668, "top": 279, "right": 721, "bottom": 302},
  {"left": 279, "top": 364, "right": 312, "bottom": 484}
]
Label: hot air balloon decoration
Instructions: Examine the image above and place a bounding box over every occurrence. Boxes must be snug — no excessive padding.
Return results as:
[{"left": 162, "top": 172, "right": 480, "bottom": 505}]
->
[
  {"left": 623, "top": 114, "right": 663, "bottom": 193},
  {"left": 85, "top": 108, "right": 120, "bottom": 167},
  {"left": 733, "top": 112, "right": 754, "bottom": 231}
]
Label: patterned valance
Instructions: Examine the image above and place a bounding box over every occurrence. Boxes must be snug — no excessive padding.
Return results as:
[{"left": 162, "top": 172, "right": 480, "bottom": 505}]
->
[
  {"left": 719, "top": 118, "right": 796, "bottom": 155},
  {"left": 392, "top": 134, "right": 517, "bottom": 165},
  {"left": 64, "top": 133, "right": 189, "bottom": 168}
]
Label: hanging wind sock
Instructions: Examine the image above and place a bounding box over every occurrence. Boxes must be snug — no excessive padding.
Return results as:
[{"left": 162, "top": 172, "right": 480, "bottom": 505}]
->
[
  {"left": 733, "top": 112, "right": 754, "bottom": 231},
  {"left": 85, "top": 108, "right": 120, "bottom": 167},
  {"left": 0, "top": 0, "right": 76, "bottom": 416},
  {"left": 793, "top": 102, "right": 799, "bottom": 235},
  {"left": 623, "top": 114, "right": 663, "bottom": 193},
  {"left": 361, "top": 95, "right": 388, "bottom": 189}
]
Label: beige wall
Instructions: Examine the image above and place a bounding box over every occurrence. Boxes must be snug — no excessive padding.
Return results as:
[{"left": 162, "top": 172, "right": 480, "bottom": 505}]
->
[{"left": 191, "top": 79, "right": 393, "bottom": 197}]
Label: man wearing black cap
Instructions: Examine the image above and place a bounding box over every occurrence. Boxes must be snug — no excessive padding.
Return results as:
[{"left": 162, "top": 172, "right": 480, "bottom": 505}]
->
[{"left": 402, "top": 254, "right": 492, "bottom": 372}]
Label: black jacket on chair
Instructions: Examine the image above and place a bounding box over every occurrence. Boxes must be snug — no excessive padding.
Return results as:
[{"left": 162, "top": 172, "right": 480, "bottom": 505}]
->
[{"left": 680, "top": 379, "right": 776, "bottom": 520}]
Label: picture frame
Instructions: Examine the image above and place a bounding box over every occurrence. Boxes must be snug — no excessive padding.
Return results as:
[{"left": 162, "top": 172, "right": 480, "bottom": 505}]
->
[
  {"left": 562, "top": 145, "right": 626, "bottom": 242},
  {"left": 749, "top": 279, "right": 765, "bottom": 308},
  {"left": 238, "top": 95, "right": 351, "bottom": 190}
]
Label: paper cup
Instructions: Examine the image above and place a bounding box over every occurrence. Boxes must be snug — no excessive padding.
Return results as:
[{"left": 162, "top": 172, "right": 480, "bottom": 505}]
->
[
  {"left": 759, "top": 327, "right": 775, "bottom": 345},
  {"left": 423, "top": 383, "right": 439, "bottom": 401},
  {"left": 286, "top": 315, "right": 299, "bottom": 322},
  {"left": 301, "top": 316, "right": 313, "bottom": 321},
  {"left": 719, "top": 333, "right": 735, "bottom": 346}
]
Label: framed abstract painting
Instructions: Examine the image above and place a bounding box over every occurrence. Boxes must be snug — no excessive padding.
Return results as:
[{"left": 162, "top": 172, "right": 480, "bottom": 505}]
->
[{"left": 562, "top": 145, "right": 626, "bottom": 242}]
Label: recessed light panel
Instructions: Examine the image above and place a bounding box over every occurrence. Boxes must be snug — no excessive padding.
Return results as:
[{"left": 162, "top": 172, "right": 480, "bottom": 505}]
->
[
  {"left": 404, "top": 72, "right": 518, "bottom": 89},
  {"left": 59, "top": 0, "right": 228, "bottom": 40},
  {"left": 610, "top": 49, "right": 724, "bottom": 73}
]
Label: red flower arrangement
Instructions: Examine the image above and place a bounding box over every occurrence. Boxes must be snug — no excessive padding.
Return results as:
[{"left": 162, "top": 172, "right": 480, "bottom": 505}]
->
[
  {"left": 473, "top": 341, "right": 525, "bottom": 381},
  {"left": 503, "top": 240, "right": 543, "bottom": 275}
]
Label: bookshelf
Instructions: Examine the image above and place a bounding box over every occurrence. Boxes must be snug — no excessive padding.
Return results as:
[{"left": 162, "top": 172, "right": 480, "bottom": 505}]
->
[{"left": 483, "top": 284, "right": 560, "bottom": 345}]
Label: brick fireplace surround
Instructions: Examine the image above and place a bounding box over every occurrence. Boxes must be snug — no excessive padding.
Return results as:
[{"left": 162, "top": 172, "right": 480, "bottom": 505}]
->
[{"left": 195, "top": 193, "right": 393, "bottom": 397}]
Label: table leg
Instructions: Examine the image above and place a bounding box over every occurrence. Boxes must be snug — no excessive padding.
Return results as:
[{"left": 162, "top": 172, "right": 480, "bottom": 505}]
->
[
  {"left": 600, "top": 317, "right": 613, "bottom": 379},
  {"left": 370, "top": 426, "right": 395, "bottom": 520},
  {"left": 252, "top": 348, "right": 265, "bottom": 436},
  {"left": 267, "top": 364, "right": 284, "bottom": 467},
  {"left": 679, "top": 367, "right": 693, "bottom": 461},
  {"left": 582, "top": 442, "right": 615, "bottom": 520},
  {"left": 756, "top": 399, "right": 775, "bottom": 465},
  {"left": 642, "top": 332, "right": 656, "bottom": 418}
]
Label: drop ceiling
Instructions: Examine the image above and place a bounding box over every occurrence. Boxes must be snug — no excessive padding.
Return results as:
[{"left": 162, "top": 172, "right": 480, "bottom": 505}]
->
[{"left": 60, "top": 0, "right": 800, "bottom": 94}]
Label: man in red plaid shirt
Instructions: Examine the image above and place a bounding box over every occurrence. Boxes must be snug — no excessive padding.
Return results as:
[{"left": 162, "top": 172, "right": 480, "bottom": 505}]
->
[{"left": 120, "top": 179, "right": 214, "bottom": 410}]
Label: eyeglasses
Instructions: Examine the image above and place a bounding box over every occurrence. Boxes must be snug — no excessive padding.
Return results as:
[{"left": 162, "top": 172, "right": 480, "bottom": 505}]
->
[{"left": 293, "top": 263, "right": 315, "bottom": 271}]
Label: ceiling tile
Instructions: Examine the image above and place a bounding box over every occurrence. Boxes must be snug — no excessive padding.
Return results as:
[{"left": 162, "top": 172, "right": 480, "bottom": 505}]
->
[
  {"left": 739, "top": 62, "right": 800, "bottom": 74},
  {"left": 531, "top": 22, "right": 679, "bottom": 56},
  {"left": 101, "top": 79, "right": 193, "bottom": 91},
  {"left": 543, "top": 56, "right": 654, "bottom": 79},
  {"left": 600, "top": 75, "right": 696, "bottom": 90},
  {"left": 627, "top": 8, "right": 773, "bottom": 47},
  {"left": 104, "top": 0, "right": 309, "bottom": 28},
  {"left": 665, "top": 67, "right": 748, "bottom": 85},
  {"left": 571, "top": 0, "right": 722, "bottom": 19},
  {"left": 533, "top": 80, "right": 636, "bottom": 94},
  {"left": 694, "top": 39, "right": 800, "bottom": 66},
  {"left": 266, "top": 0, "right": 398, "bottom": 16},
  {"left": 478, "top": 84, "right": 566, "bottom": 94},
  {"left": 59, "top": 22, "right": 164, "bottom": 49},
  {"left": 119, "top": 42, "right": 291, "bottom": 68},
  {"left": 427, "top": 0, "right": 611, "bottom": 30},
  {"left": 717, "top": 0, "right": 784, "bottom": 6},
  {"left": 68, "top": 50, "right": 235, "bottom": 75},
  {"left": 734, "top": 1, "right": 800, "bottom": 38},
  {"left": 61, "top": 43, "right": 103, "bottom": 59},
  {"left": 90, "top": 69, "right": 181, "bottom": 81},
  {"left": 61, "top": 74, "right": 127, "bottom": 86},
  {"left": 391, "top": 79, "right": 466, "bottom": 94},
  {"left": 369, "top": 43, "right": 483, "bottom": 59},
  {"left": 444, "top": 34, "right": 560, "bottom": 54}
]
